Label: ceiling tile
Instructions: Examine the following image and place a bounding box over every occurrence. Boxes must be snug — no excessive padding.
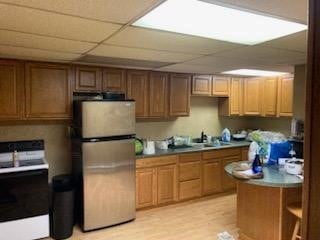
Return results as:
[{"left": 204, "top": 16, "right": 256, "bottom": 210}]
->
[
  {"left": 88, "top": 44, "right": 201, "bottom": 63},
  {"left": 204, "top": 0, "right": 307, "bottom": 23},
  {"left": 0, "top": 30, "right": 96, "bottom": 53},
  {"left": 0, "top": 3, "right": 121, "bottom": 42},
  {"left": 105, "top": 26, "right": 243, "bottom": 55},
  {"left": 259, "top": 30, "right": 307, "bottom": 53},
  {"left": 213, "top": 46, "right": 306, "bottom": 65},
  {"left": 0, "top": 0, "right": 164, "bottom": 24},
  {"left": 0, "top": 45, "right": 81, "bottom": 61}
]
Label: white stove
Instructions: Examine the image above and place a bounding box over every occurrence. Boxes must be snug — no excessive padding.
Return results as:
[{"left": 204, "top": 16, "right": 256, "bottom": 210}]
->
[{"left": 0, "top": 140, "right": 49, "bottom": 240}]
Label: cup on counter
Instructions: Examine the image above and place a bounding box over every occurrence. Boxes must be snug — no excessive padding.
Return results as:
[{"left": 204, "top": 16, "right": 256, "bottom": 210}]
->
[{"left": 207, "top": 136, "right": 213, "bottom": 144}]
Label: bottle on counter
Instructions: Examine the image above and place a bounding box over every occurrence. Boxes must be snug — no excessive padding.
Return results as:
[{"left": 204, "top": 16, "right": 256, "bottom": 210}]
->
[
  {"left": 252, "top": 151, "right": 263, "bottom": 174},
  {"left": 13, "top": 150, "right": 20, "bottom": 167}
]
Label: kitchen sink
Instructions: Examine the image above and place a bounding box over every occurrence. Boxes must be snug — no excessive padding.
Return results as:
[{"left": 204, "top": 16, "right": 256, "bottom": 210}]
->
[{"left": 190, "top": 142, "right": 232, "bottom": 149}]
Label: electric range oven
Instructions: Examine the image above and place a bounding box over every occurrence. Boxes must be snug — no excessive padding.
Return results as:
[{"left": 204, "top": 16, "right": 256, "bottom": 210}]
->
[{"left": 0, "top": 140, "right": 49, "bottom": 240}]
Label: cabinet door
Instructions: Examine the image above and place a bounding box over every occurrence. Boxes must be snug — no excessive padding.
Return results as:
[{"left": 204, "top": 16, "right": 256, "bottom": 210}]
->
[
  {"left": 102, "top": 68, "right": 126, "bottom": 93},
  {"left": 202, "top": 159, "right": 222, "bottom": 195},
  {"left": 136, "top": 168, "right": 157, "bottom": 209},
  {"left": 192, "top": 75, "right": 212, "bottom": 96},
  {"left": 0, "top": 60, "right": 24, "bottom": 120},
  {"left": 126, "top": 70, "right": 149, "bottom": 118},
  {"left": 169, "top": 74, "right": 191, "bottom": 116},
  {"left": 241, "top": 147, "right": 249, "bottom": 161},
  {"left": 149, "top": 72, "right": 168, "bottom": 118},
  {"left": 212, "top": 76, "right": 230, "bottom": 97},
  {"left": 179, "top": 179, "right": 201, "bottom": 200},
  {"left": 230, "top": 78, "right": 243, "bottom": 115},
  {"left": 157, "top": 165, "right": 177, "bottom": 204},
  {"left": 75, "top": 66, "right": 102, "bottom": 91},
  {"left": 179, "top": 161, "right": 201, "bottom": 181},
  {"left": 222, "top": 156, "right": 240, "bottom": 191},
  {"left": 25, "top": 62, "right": 71, "bottom": 119},
  {"left": 243, "top": 78, "right": 262, "bottom": 116},
  {"left": 263, "top": 77, "right": 278, "bottom": 116},
  {"left": 277, "top": 76, "right": 293, "bottom": 117}
]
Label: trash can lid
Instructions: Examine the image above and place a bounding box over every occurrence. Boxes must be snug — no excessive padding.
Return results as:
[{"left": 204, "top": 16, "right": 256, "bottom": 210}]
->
[{"left": 52, "top": 174, "right": 74, "bottom": 192}]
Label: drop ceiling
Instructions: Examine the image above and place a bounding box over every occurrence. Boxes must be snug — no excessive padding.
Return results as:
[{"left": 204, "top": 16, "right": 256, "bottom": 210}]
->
[{"left": 0, "top": 0, "right": 308, "bottom": 74}]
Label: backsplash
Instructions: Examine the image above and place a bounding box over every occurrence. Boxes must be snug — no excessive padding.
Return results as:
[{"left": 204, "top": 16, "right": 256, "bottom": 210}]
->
[{"left": 136, "top": 97, "right": 248, "bottom": 140}]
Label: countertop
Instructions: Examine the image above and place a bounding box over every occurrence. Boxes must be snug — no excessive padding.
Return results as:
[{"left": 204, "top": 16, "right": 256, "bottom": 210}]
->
[
  {"left": 224, "top": 161, "right": 303, "bottom": 188},
  {"left": 136, "top": 140, "right": 251, "bottom": 159}
]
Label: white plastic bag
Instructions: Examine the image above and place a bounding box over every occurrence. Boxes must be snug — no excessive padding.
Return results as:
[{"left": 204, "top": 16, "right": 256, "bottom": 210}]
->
[{"left": 217, "top": 231, "right": 235, "bottom": 240}]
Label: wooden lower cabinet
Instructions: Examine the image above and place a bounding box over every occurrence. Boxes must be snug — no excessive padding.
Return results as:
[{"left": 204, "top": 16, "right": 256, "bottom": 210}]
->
[
  {"left": 179, "top": 179, "right": 201, "bottom": 200},
  {"left": 136, "top": 147, "right": 244, "bottom": 209},
  {"left": 157, "top": 165, "right": 177, "bottom": 204},
  {"left": 222, "top": 156, "right": 240, "bottom": 191},
  {"left": 136, "top": 168, "right": 157, "bottom": 209},
  {"left": 202, "top": 159, "right": 222, "bottom": 195}
]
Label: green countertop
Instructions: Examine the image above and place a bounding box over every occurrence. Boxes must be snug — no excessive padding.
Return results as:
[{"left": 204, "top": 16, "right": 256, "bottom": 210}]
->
[
  {"left": 136, "top": 141, "right": 251, "bottom": 159},
  {"left": 224, "top": 161, "right": 303, "bottom": 188}
]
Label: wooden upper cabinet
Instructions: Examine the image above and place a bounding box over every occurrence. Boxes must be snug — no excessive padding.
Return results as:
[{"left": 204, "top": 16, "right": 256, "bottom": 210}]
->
[
  {"left": 102, "top": 68, "right": 126, "bottom": 93},
  {"left": 75, "top": 66, "right": 102, "bottom": 91},
  {"left": 219, "top": 78, "right": 243, "bottom": 116},
  {"left": 212, "top": 76, "right": 230, "bottom": 97},
  {"left": 0, "top": 60, "right": 24, "bottom": 120},
  {"left": 243, "top": 78, "right": 262, "bottom": 116},
  {"left": 263, "top": 77, "right": 278, "bottom": 117},
  {"left": 126, "top": 70, "right": 149, "bottom": 118},
  {"left": 277, "top": 76, "right": 293, "bottom": 117},
  {"left": 192, "top": 75, "right": 212, "bottom": 96},
  {"left": 169, "top": 73, "right": 191, "bottom": 117},
  {"left": 149, "top": 72, "right": 168, "bottom": 118},
  {"left": 25, "top": 62, "right": 72, "bottom": 119},
  {"left": 230, "top": 78, "right": 243, "bottom": 115}
]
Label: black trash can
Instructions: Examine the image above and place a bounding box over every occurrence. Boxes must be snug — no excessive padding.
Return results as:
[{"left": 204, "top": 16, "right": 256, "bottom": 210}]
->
[{"left": 51, "top": 174, "right": 74, "bottom": 240}]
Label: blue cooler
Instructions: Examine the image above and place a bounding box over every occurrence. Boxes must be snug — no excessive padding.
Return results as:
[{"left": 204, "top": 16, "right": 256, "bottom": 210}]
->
[{"left": 268, "top": 141, "right": 291, "bottom": 165}]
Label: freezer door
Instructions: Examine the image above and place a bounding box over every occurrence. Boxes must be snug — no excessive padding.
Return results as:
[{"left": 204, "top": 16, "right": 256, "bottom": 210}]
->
[
  {"left": 82, "top": 139, "right": 135, "bottom": 231},
  {"left": 82, "top": 101, "right": 135, "bottom": 138}
]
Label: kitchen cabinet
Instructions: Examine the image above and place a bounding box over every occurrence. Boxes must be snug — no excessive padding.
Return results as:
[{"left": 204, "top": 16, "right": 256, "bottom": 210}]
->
[
  {"left": 202, "top": 159, "right": 222, "bottom": 195},
  {"left": 149, "top": 72, "right": 168, "bottom": 118},
  {"left": 75, "top": 66, "right": 102, "bottom": 92},
  {"left": 0, "top": 60, "right": 24, "bottom": 120},
  {"left": 157, "top": 165, "right": 177, "bottom": 204},
  {"left": 241, "top": 147, "right": 249, "bottom": 161},
  {"left": 136, "top": 155, "right": 178, "bottom": 209},
  {"left": 212, "top": 76, "right": 230, "bottom": 97},
  {"left": 219, "top": 78, "right": 243, "bottom": 116},
  {"left": 102, "top": 68, "right": 126, "bottom": 93},
  {"left": 126, "top": 70, "right": 149, "bottom": 118},
  {"left": 178, "top": 153, "right": 202, "bottom": 200},
  {"left": 25, "top": 62, "right": 72, "bottom": 119},
  {"left": 263, "top": 77, "right": 278, "bottom": 116},
  {"left": 192, "top": 75, "right": 212, "bottom": 96},
  {"left": 222, "top": 156, "right": 239, "bottom": 191},
  {"left": 169, "top": 73, "right": 191, "bottom": 117},
  {"left": 277, "top": 76, "right": 293, "bottom": 117},
  {"left": 136, "top": 168, "right": 157, "bottom": 209},
  {"left": 243, "top": 78, "right": 262, "bottom": 116}
]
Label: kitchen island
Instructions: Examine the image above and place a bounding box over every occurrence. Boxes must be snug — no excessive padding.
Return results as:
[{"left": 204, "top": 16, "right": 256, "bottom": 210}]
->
[{"left": 225, "top": 163, "right": 303, "bottom": 240}]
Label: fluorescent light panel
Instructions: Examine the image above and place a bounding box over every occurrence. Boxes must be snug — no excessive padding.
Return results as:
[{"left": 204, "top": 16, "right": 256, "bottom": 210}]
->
[
  {"left": 133, "top": 0, "right": 307, "bottom": 45},
  {"left": 223, "top": 69, "right": 289, "bottom": 77}
]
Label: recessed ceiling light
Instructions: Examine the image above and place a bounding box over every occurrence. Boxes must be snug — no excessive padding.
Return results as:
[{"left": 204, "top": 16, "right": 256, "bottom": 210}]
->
[
  {"left": 222, "top": 69, "right": 289, "bottom": 77},
  {"left": 133, "top": 0, "right": 307, "bottom": 45}
]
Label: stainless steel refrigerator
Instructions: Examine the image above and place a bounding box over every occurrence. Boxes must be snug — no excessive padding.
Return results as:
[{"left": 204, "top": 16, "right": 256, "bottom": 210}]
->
[{"left": 72, "top": 100, "right": 136, "bottom": 231}]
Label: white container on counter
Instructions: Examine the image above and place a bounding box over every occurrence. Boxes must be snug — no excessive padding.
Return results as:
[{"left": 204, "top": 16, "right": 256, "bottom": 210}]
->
[
  {"left": 143, "top": 140, "right": 156, "bottom": 155},
  {"left": 155, "top": 140, "right": 168, "bottom": 150},
  {"left": 285, "top": 159, "right": 304, "bottom": 175}
]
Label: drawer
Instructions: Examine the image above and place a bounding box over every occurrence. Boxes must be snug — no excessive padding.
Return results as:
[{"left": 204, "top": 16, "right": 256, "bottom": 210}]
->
[
  {"left": 179, "top": 179, "right": 201, "bottom": 200},
  {"left": 179, "top": 161, "right": 201, "bottom": 181},
  {"left": 136, "top": 155, "right": 178, "bottom": 168},
  {"left": 179, "top": 152, "right": 201, "bottom": 163},
  {"left": 202, "top": 148, "right": 241, "bottom": 160}
]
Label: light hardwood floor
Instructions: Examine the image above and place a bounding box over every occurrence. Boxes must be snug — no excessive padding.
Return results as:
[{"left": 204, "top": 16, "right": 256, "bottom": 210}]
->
[{"left": 54, "top": 193, "right": 238, "bottom": 240}]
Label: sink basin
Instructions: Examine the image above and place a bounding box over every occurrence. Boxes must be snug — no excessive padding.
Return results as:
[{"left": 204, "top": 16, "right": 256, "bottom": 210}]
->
[{"left": 190, "top": 142, "right": 232, "bottom": 149}]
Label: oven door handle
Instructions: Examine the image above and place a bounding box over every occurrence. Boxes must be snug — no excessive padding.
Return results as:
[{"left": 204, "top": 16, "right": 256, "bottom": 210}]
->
[{"left": 0, "top": 169, "right": 47, "bottom": 180}]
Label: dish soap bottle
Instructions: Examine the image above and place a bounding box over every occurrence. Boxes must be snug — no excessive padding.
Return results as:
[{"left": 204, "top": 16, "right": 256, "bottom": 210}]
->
[
  {"left": 222, "top": 128, "right": 231, "bottom": 142},
  {"left": 252, "top": 151, "right": 263, "bottom": 174}
]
